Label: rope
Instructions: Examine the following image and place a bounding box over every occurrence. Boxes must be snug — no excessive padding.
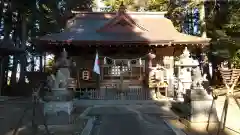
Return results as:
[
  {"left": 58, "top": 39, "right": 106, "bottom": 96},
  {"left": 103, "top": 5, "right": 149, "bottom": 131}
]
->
[{"left": 99, "top": 54, "right": 148, "bottom": 61}]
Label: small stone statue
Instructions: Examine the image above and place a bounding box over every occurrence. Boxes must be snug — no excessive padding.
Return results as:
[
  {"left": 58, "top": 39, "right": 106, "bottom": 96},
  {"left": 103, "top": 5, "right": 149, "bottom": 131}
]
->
[
  {"left": 191, "top": 66, "right": 204, "bottom": 89},
  {"left": 54, "top": 48, "right": 73, "bottom": 88},
  {"left": 55, "top": 48, "right": 70, "bottom": 68},
  {"left": 180, "top": 47, "right": 191, "bottom": 59}
]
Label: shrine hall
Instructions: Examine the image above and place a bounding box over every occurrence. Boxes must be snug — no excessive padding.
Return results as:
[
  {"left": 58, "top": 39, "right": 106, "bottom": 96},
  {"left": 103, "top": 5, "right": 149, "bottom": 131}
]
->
[{"left": 36, "top": 3, "right": 210, "bottom": 99}]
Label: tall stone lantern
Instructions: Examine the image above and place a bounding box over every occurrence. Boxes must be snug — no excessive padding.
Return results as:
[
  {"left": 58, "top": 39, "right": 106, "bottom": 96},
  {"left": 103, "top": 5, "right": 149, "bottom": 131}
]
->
[
  {"left": 175, "top": 47, "right": 199, "bottom": 100},
  {"left": 43, "top": 48, "right": 75, "bottom": 123}
]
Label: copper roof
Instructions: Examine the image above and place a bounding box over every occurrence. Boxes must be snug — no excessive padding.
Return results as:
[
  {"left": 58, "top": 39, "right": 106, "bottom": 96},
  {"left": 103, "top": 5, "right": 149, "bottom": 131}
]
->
[{"left": 38, "top": 9, "right": 210, "bottom": 46}]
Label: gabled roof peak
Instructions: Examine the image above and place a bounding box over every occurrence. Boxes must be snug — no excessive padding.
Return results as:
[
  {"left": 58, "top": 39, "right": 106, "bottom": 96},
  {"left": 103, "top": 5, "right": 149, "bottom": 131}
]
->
[
  {"left": 117, "top": 1, "right": 127, "bottom": 15},
  {"left": 96, "top": 3, "right": 148, "bottom": 33}
]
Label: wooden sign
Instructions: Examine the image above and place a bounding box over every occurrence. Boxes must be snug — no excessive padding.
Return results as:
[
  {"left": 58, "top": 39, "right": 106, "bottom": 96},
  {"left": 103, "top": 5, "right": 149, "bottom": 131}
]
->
[{"left": 82, "top": 70, "right": 90, "bottom": 80}]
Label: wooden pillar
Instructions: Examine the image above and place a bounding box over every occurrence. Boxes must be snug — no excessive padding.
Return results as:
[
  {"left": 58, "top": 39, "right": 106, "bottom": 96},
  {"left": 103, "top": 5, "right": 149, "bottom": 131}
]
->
[
  {"left": 199, "top": 45, "right": 206, "bottom": 74},
  {"left": 0, "top": 56, "right": 3, "bottom": 96},
  {"left": 40, "top": 52, "right": 43, "bottom": 72},
  {"left": 43, "top": 52, "right": 46, "bottom": 72},
  {"left": 147, "top": 49, "right": 156, "bottom": 99}
]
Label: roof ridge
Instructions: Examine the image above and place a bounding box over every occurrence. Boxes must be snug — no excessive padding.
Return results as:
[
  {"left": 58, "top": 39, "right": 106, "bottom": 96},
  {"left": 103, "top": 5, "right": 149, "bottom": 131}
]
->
[{"left": 96, "top": 10, "right": 148, "bottom": 32}]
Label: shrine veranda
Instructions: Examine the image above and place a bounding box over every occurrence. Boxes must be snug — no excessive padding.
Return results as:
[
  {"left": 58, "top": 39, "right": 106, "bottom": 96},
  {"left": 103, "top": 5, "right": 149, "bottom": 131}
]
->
[{"left": 35, "top": 4, "right": 210, "bottom": 99}]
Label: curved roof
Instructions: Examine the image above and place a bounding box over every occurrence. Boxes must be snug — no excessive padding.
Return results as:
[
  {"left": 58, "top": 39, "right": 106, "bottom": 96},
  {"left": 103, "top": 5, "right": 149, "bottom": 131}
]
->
[{"left": 37, "top": 9, "right": 210, "bottom": 46}]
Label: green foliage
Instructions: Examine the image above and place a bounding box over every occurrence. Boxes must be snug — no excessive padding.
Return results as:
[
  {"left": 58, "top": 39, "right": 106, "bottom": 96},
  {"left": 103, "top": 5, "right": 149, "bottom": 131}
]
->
[
  {"left": 231, "top": 50, "right": 240, "bottom": 69},
  {"left": 209, "top": 1, "right": 240, "bottom": 68},
  {"left": 45, "top": 58, "right": 55, "bottom": 74},
  {"left": 101, "top": 0, "right": 201, "bottom": 31},
  {"left": 0, "top": 0, "right": 94, "bottom": 86},
  {"left": 223, "top": 1, "right": 240, "bottom": 33},
  {"left": 102, "top": 0, "right": 170, "bottom": 12},
  {"left": 101, "top": 0, "right": 240, "bottom": 68},
  {"left": 144, "top": 0, "right": 168, "bottom": 11},
  {"left": 103, "top": 0, "right": 136, "bottom": 12},
  {"left": 102, "top": 0, "right": 200, "bottom": 12}
]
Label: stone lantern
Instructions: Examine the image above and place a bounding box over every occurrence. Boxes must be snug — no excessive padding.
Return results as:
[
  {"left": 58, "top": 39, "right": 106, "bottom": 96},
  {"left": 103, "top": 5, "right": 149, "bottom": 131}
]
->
[
  {"left": 175, "top": 47, "right": 218, "bottom": 125},
  {"left": 175, "top": 47, "right": 199, "bottom": 100},
  {"left": 147, "top": 50, "right": 156, "bottom": 99},
  {"left": 43, "top": 48, "right": 75, "bottom": 123}
]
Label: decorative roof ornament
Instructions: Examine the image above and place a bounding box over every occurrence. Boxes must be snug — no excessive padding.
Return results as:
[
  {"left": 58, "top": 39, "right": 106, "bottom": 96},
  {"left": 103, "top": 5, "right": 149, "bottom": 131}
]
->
[
  {"left": 176, "top": 47, "right": 199, "bottom": 67},
  {"left": 127, "top": 60, "right": 130, "bottom": 68},
  {"left": 61, "top": 48, "right": 68, "bottom": 58},
  {"left": 181, "top": 47, "right": 190, "bottom": 59},
  {"left": 117, "top": 1, "right": 126, "bottom": 15},
  {"left": 104, "top": 57, "right": 107, "bottom": 64}
]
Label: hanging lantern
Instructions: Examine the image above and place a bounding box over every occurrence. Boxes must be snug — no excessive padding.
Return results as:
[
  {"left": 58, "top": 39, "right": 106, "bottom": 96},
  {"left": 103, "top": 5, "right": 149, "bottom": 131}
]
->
[
  {"left": 104, "top": 57, "right": 107, "bottom": 64},
  {"left": 131, "top": 60, "right": 137, "bottom": 64},
  {"left": 106, "top": 58, "right": 113, "bottom": 65},
  {"left": 127, "top": 60, "right": 130, "bottom": 68},
  {"left": 139, "top": 58, "right": 142, "bottom": 65}
]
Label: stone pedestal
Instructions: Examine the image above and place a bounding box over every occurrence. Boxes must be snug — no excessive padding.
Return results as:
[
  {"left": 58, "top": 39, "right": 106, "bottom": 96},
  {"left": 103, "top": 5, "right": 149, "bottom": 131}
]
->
[
  {"left": 50, "top": 88, "right": 74, "bottom": 101},
  {"left": 120, "top": 92, "right": 126, "bottom": 100},
  {"left": 156, "top": 91, "right": 161, "bottom": 98},
  {"left": 100, "top": 87, "right": 106, "bottom": 98},
  {"left": 188, "top": 89, "right": 219, "bottom": 123},
  {"left": 167, "top": 78, "right": 174, "bottom": 97},
  {"left": 43, "top": 88, "right": 74, "bottom": 116},
  {"left": 149, "top": 88, "right": 157, "bottom": 100},
  {"left": 44, "top": 101, "right": 74, "bottom": 115},
  {"left": 182, "top": 81, "right": 192, "bottom": 91}
]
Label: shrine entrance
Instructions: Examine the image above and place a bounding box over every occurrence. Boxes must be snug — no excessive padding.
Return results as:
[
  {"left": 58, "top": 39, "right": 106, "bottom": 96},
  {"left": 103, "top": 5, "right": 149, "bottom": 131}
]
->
[{"left": 100, "top": 58, "right": 148, "bottom": 100}]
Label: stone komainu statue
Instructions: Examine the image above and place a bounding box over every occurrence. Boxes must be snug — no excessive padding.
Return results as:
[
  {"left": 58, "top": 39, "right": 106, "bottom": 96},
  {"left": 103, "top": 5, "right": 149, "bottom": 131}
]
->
[{"left": 191, "top": 66, "right": 204, "bottom": 89}]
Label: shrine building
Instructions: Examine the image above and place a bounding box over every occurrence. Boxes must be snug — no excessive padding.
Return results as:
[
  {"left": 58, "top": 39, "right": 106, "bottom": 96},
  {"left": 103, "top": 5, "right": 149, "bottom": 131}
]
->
[{"left": 36, "top": 4, "right": 210, "bottom": 97}]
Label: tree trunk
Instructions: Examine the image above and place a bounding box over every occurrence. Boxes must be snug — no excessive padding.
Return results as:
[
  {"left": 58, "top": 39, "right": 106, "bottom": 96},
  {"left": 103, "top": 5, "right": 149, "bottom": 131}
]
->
[
  {"left": 40, "top": 55, "right": 43, "bottom": 72},
  {"left": 200, "top": 0, "right": 207, "bottom": 38},
  {"left": 1, "top": 57, "right": 10, "bottom": 95},
  {"left": 10, "top": 56, "right": 18, "bottom": 85},
  {"left": 19, "top": 14, "right": 27, "bottom": 83}
]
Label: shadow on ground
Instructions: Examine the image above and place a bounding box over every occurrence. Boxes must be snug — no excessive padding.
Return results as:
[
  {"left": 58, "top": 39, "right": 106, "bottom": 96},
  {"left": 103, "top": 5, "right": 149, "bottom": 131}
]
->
[
  {"left": 170, "top": 99, "right": 240, "bottom": 135},
  {"left": 0, "top": 100, "right": 88, "bottom": 135}
]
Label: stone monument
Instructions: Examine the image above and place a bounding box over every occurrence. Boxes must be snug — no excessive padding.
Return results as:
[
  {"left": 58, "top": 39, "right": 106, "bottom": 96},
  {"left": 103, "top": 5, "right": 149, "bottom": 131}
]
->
[{"left": 44, "top": 48, "right": 74, "bottom": 121}]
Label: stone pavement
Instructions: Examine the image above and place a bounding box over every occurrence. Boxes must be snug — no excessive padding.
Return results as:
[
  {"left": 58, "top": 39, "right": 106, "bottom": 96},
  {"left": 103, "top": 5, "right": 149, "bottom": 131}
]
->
[
  {"left": 0, "top": 98, "right": 87, "bottom": 135},
  {"left": 0, "top": 98, "right": 30, "bottom": 135},
  {"left": 88, "top": 105, "right": 185, "bottom": 135},
  {"left": 215, "top": 96, "right": 240, "bottom": 133},
  {"left": 92, "top": 114, "right": 145, "bottom": 135}
]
